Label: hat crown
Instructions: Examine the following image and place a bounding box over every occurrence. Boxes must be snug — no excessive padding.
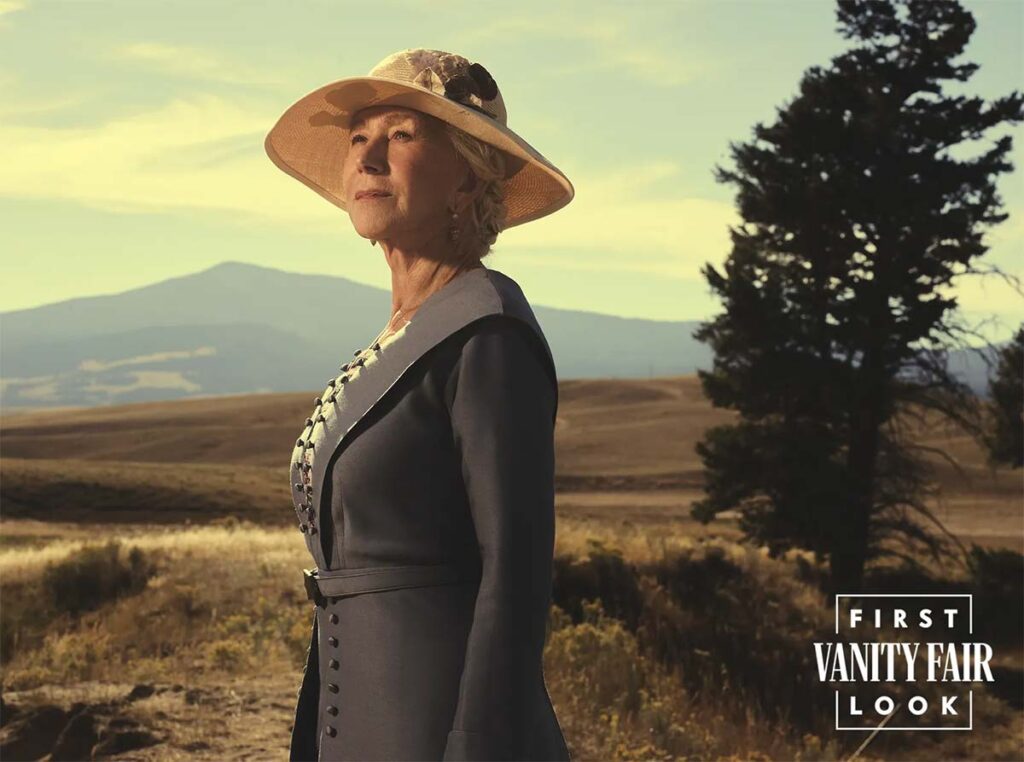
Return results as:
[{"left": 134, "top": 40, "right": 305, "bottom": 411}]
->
[{"left": 368, "top": 48, "right": 508, "bottom": 125}]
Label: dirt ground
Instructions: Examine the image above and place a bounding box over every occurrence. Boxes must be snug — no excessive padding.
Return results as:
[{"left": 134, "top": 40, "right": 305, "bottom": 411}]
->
[{"left": 2, "top": 676, "right": 297, "bottom": 761}]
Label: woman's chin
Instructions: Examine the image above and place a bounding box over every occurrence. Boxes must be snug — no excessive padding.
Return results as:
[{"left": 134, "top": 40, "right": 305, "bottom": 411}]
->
[{"left": 350, "top": 222, "right": 390, "bottom": 242}]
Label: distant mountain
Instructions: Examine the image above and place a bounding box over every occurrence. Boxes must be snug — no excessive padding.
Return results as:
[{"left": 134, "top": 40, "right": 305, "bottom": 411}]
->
[
  {"left": 0, "top": 261, "right": 1002, "bottom": 409},
  {"left": 0, "top": 262, "right": 711, "bottom": 409}
]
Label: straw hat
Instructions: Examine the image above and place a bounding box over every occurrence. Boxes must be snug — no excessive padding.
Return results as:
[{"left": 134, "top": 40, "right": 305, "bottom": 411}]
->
[{"left": 264, "top": 48, "right": 574, "bottom": 229}]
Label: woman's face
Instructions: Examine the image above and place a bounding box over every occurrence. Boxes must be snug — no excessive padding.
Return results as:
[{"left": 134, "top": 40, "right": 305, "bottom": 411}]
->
[{"left": 342, "top": 105, "right": 471, "bottom": 245}]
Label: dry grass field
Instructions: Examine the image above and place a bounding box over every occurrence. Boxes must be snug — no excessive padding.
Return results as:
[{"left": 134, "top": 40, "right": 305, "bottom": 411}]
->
[{"left": 1, "top": 375, "right": 1021, "bottom": 760}]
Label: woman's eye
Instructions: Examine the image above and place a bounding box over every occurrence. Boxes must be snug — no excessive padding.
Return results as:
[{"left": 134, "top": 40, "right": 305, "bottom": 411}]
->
[{"left": 350, "top": 131, "right": 410, "bottom": 145}]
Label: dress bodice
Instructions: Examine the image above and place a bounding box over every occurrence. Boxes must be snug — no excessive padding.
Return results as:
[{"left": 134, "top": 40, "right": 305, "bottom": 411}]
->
[{"left": 290, "top": 322, "right": 410, "bottom": 538}]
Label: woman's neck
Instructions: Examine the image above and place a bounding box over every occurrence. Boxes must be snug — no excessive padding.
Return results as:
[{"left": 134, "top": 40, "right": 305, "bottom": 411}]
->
[{"left": 381, "top": 249, "right": 482, "bottom": 328}]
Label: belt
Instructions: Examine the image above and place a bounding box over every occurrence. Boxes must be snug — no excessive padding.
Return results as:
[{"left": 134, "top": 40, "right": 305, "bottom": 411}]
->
[{"left": 302, "top": 563, "right": 480, "bottom": 607}]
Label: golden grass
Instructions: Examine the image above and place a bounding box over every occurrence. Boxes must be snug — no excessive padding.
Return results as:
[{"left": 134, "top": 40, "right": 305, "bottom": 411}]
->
[
  {"left": 0, "top": 521, "right": 301, "bottom": 583},
  {"left": 1, "top": 375, "right": 1021, "bottom": 760},
  {"left": 2, "top": 522, "right": 1020, "bottom": 760},
  {"left": 3, "top": 375, "right": 1020, "bottom": 552}
]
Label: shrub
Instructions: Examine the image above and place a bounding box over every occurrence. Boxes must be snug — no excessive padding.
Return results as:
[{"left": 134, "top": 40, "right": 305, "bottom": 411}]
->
[
  {"left": 2, "top": 540, "right": 156, "bottom": 665},
  {"left": 552, "top": 542, "right": 645, "bottom": 631},
  {"left": 41, "top": 540, "right": 155, "bottom": 617},
  {"left": 204, "top": 638, "right": 250, "bottom": 671}
]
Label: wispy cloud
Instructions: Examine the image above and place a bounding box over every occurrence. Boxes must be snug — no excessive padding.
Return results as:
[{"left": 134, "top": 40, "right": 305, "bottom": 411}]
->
[
  {"left": 3, "top": 83, "right": 1013, "bottom": 297},
  {"left": 0, "top": 69, "right": 99, "bottom": 120},
  {"left": 0, "top": 0, "right": 26, "bottom": 28},
  {"left": 549, "top": 18, "right": 709, "bottom": 86},
  {"left": 0, "top": 85, "right": 734, "bottom": 277},
  {"left": 107, "top": 42, "right": 290, "bottom": 88},
  {"left": 0, "top": 0, "right": 25, "bottom": 17},
  {"left": 498, "top": 160, "right": 737, "bottom": 281},
  {"left": 0, "top": 90, "right": 97, "bottom": 119},
  {"left": 460, "top": 12, "right": 710, "bottom": 87},
  {"left": 0, "top": 91, "right": 339, "bottom": 227}
]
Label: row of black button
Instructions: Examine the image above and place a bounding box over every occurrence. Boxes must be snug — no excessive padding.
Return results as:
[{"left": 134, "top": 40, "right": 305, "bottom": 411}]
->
[{"left": 324, "top": 609, "right": 341, "bottom": 739}]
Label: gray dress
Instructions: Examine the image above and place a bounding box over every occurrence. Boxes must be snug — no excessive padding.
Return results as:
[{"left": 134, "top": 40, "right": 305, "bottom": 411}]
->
[{"left": 286, "top": 266, "right": 571, "bottom": 761}]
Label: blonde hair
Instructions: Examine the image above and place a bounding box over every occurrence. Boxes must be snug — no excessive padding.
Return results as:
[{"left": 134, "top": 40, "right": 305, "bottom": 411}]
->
[{"left": 443, "top": 122, "right": 509, "bottom": 265}]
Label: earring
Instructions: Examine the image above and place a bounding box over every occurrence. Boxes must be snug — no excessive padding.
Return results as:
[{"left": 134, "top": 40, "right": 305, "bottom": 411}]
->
[{"left": 448, "top": 209, "right": 460, "bottom": 243}]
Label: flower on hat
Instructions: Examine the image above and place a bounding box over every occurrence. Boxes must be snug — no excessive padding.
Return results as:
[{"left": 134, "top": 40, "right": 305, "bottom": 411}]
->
[
  {"left": 406, "top": 50, "right": 498, "bottom": 116},
  {"left": 445, "top": 63, "right": 499, "bottom": 101}
]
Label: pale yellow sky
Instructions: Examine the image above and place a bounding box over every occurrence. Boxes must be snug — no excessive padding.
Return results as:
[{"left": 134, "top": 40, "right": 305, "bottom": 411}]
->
[{"left": 0, "top": 0, "right": 1021, "bottom": 339}]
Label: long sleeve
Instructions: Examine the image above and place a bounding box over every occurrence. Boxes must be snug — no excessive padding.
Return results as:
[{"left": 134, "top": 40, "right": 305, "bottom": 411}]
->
[{"left": 442, "top": 317, "right": 558, "bottom": 762}]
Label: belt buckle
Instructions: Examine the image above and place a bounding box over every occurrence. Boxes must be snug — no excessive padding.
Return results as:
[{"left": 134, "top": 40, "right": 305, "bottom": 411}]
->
[{"left": 303, "top": 568, "right": 326, "bottom": 608}]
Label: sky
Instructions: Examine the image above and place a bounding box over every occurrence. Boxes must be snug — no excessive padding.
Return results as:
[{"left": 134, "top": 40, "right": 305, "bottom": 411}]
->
[{"left": 0, "top": 0, "right": 1021, "bottom": 340}]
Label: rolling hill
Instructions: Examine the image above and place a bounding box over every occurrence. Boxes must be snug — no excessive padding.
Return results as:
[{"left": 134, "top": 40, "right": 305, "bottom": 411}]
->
[
  {"left": 1, "top": 375, "right": 1019, "bottom": 552},
  {"left": 0, "top": 262, "right": 710, "bottom": 409}
]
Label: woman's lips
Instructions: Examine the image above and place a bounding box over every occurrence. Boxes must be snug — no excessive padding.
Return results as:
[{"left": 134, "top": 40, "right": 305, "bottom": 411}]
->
[{"left": 355, "top": 191, "right": 391, "bottom": 200}]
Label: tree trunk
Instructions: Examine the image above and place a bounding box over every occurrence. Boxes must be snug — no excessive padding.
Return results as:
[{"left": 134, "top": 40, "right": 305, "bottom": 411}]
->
[{"left": 830, "top": 365, "right": 885, "bottom": 596}]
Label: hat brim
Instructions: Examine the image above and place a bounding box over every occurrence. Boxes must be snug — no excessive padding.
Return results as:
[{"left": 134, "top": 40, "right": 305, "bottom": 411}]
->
[{"left": 264, "top": 76, "right": 574, "bottom": 229}]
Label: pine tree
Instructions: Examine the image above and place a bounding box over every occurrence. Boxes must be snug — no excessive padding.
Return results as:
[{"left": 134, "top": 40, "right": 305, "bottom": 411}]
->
[{"left": 693, "top": 0, "right": 1023, "bottom": 595}]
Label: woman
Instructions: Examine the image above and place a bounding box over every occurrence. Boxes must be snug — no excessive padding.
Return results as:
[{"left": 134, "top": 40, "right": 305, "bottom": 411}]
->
[{"left": 264, "top": 48, "right": 574, "bottom": 761}]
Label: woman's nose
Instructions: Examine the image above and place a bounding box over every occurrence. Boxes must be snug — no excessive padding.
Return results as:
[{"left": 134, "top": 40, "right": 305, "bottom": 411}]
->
[
  {"left": 359, "top": 155, "right": 382, "bottom": 174},
  {"left": 358, "top": 137, "right": 388, "bottom": 174}
]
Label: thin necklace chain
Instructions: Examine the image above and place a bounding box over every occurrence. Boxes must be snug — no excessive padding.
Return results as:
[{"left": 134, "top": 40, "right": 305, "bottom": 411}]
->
[
  {"left": 363, "top": 304, "right": 412, "bottom": 353},
  {"left": 367, "top": 264, "right": 482, "bottom": 351}
]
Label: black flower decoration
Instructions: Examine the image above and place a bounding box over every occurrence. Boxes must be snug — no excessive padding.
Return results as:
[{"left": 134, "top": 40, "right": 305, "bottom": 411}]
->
[
  {"left": 468, "top": 63, "right": 498, "bottom": 100},
  {"left": 443, "top": 62, "right": 499, "bottom": 104}
]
